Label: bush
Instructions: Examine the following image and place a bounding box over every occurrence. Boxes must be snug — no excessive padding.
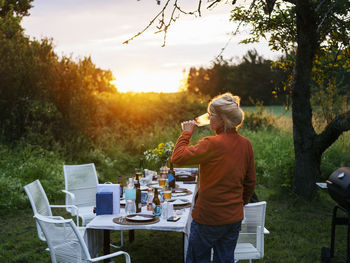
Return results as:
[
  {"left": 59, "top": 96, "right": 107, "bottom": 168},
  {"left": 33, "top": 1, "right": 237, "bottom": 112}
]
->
[
  {"left": 242, "top": 110, "right": 275, "bottom": 131},
  {"left": 320, "top": 132, "right": 350, "bottom": 179},
  {"left": 0, "top": 143, "right": 65, "bottom": 210},
  {"left": 241, "top": 129, "right": 295, "bottom": 193}
]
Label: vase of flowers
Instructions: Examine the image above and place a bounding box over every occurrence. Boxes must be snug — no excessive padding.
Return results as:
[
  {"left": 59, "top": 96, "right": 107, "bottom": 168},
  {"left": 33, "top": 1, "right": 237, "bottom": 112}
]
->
[{"left": 143, "top": 141, "right": 174, "bottom": 171}]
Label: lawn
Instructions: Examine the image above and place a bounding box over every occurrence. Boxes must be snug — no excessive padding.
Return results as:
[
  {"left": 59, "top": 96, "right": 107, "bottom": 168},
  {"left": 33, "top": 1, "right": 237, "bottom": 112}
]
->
[{"left": 1, "top": 185, "right": 347, "bottom": 263}]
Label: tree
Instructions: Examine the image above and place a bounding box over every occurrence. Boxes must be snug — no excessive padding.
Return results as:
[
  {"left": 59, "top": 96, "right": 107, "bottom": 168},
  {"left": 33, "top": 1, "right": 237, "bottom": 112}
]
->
[
  {"left": 0, "top": 0, "right": 33, "bottom": 18},
  {"left": 126, "top": 0, "right": 350, "bottom": 199},
  {"left": 186, "top": 50, "right": 287, "bottom": 104}
]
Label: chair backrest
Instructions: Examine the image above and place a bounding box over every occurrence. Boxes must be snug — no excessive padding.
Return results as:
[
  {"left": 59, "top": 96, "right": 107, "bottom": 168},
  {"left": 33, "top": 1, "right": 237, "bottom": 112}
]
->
[
  {"left": 24, "top": 180, "right": 52, "bottom": 241},
  {"left": 239, "top": 201, "right": 267, "bottom": 257},
  {"left": 34, "top": 214, "right": 91, "bottom": 263},
  {"left": 63, "top": 163, "right": 99, "bottom": 208}
]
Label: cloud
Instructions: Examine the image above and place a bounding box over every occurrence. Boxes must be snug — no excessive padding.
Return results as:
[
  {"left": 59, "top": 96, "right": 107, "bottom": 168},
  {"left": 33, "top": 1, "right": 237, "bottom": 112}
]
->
[{"left": 22, "top": 0, "right": 282, "bottom": 92}]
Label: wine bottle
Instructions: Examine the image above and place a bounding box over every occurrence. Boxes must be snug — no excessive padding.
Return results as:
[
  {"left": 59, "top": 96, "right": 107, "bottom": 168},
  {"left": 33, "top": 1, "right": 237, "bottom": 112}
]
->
[{"left": 134, "top": 179, "right": 142, "bottom": 213}]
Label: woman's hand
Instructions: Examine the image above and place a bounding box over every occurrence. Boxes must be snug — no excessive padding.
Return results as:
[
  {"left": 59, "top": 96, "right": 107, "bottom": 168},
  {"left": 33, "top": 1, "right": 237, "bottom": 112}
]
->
[{"left": 181, "top": 120, "right": 196, "bottom": 133}]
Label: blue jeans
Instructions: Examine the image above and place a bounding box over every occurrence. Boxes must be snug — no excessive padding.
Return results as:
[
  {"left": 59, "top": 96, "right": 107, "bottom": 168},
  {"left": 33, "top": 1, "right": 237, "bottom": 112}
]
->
[{"left": 186, "top": 220, "right": 241, "bottom": 263}]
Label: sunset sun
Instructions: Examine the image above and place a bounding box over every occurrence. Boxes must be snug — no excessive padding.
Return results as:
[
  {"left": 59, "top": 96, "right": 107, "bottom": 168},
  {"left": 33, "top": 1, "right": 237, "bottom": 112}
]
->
[{"left": 113, "top": 70, "right": 185, "bottom": 93}]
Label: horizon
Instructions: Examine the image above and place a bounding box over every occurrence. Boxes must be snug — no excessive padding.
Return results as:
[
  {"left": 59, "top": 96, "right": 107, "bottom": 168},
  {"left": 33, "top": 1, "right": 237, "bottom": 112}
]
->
[{"left": 22, "top": 0, "right": 282, "bottom": 93}]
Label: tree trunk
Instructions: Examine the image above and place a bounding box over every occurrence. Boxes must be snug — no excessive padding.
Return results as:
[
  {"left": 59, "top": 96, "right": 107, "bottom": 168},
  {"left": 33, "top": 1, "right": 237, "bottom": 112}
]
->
[{"left": 291, "top": 0, "right": 319, "bottom": 199}]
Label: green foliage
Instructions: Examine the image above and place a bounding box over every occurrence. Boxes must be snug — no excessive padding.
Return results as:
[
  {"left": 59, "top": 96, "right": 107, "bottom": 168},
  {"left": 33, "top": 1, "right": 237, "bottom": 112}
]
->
[
  {"left": 242, "top": 104, "right": 276, "bottom": 131},
  {"left": 0, "top": 0, "right": 33, "bottom": 18},
  {"left": 0, "top": 143, "right": 64, "bottom": 210},
  {"left": 320, "top": 132, "right": 350, "bottom": 179},
  {"left": 185, "top": 50, "right": 288, "bottom": 105},
  {"left": 143, "top": 141, "right": 174, "bottom": 170},
  {"left": 241, "top": 128, "right": 295, "bottom": 192}
]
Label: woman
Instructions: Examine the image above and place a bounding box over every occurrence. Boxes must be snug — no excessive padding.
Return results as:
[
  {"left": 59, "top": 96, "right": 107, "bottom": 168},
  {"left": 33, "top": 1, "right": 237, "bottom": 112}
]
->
[{"left": 171, "top": 92, "right": 256, "bottom": 263}]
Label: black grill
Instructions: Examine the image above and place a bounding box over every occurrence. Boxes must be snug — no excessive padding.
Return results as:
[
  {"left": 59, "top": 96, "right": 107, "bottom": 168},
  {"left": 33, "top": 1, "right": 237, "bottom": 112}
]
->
[
  {"left": 321, "top": 167, "right": 350, "bottom": 263},
  {"left": 327, "top": 167, "right": 350, "bottom": 211}
]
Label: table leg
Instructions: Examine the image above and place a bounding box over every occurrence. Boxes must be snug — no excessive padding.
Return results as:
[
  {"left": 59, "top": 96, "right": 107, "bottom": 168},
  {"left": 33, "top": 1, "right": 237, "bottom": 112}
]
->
[
  {"left": 129, "top": 229, "right": 135, "bottom": 243},
  {"left": 183, "top": 232, "right": 185, "bottom": 263},
  {"left": 103, "top": 229, "right": 110, "bottom": 263}
]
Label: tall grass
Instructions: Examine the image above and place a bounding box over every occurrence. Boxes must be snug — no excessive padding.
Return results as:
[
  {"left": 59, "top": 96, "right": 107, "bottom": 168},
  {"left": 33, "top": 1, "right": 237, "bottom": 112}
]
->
[{"left": 1, "top": 105, "right": 350, "bottom": 262}]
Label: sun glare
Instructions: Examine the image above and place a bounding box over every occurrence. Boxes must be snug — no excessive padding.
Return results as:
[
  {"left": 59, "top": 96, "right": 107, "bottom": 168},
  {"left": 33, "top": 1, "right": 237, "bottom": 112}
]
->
[{"left": 113, "top": 71, "right": 184, "bottom": 93}]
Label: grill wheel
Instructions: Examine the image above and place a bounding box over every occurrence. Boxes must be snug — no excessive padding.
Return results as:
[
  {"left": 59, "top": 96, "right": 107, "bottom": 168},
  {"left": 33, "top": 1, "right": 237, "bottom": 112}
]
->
[{"left": 321, "top": 246, "right": 331, "bottom": 263}]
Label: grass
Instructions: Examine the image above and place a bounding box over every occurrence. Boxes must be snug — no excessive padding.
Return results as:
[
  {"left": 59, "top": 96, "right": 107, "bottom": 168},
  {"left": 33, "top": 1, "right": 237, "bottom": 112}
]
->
[
  {"left": 1, "top": 106, "right": 350, "bottom": 262},
  {"left": 1, "top": 186, "right": 348, "bottom": 263}
]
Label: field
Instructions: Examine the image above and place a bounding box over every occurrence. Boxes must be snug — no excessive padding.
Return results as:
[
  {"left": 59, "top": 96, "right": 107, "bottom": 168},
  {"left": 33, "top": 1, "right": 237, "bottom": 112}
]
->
[{"left": 1, "top": 106, "right": 350, "bottom": 263}]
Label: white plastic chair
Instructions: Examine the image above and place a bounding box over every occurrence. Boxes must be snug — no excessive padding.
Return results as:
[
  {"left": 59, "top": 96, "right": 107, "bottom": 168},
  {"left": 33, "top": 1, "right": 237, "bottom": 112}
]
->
[
  {"left": 62, "top": 163, "right": 99, "bottom": 227},
  {"left": 24, "top": 179, "right": 79, "bottom": 241},
  {"left": 235, "top": 201, "right": 268, "bottom": 263},
  {"left": 34, "top": 214, "right": 131, "bottom": 263},
  {"left": 63, "top": 163, "right": 124, "bottom": 247},
  {"left": 209, "top": 201, "right": 268, "bottom": 263}
]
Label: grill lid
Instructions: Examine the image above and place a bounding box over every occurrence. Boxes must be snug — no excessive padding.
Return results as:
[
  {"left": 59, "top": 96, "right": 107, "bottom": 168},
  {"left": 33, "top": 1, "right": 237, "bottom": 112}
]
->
[{"left": 327, "top": 167, "right": 350, "bottom": 211}]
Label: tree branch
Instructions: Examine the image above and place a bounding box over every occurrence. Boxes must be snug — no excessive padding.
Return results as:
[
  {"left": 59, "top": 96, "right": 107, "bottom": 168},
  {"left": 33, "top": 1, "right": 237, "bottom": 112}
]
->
[
  {"left": 316, "top": 0, "right": 341, "bottom": 34},
  {"left": 123, "top": 0, "right": 202, "bottom": 46},
  {"left": 315, "top": 110, "right": 350, "bottom": 155},
  {"left": 123, "top": 0, "right": 172, "bottom": 44},
  {"left": 283, "top": 0, "right": 296, "bottom": 5},
  {"left": 216, "top": 0, "right": 256, "bottom": 58},
  {"left": 207, "top": 0, "right": 221, "bottom": 9},
  {"left": 316, "top": 0, "right": 329, "bottom": 12}
]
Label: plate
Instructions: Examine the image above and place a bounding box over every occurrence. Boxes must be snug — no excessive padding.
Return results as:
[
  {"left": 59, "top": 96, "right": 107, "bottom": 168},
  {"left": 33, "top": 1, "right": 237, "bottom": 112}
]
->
[
  {"left": 140, "top": 186, "right": 148, "bottom": 191},
  {"left": 178, "top": 175, "right": 191, "bottom": 178},
  {"left": 172, "top": 188, "right": 187, "bottom": 193},
  {"left": 125, "top": 214, "right": 155, "bottom": 222},
  {"left": 172, "top": 199, "right": 190, "bottom": 206},
  {"left": 176, "top": 171, "right": 191, "bottom": 175}
]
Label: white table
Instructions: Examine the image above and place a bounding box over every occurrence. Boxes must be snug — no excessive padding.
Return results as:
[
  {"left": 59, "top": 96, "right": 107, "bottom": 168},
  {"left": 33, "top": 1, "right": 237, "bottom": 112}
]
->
[{"left": 87, "top": 182, "right": 197, "bottom": 262}]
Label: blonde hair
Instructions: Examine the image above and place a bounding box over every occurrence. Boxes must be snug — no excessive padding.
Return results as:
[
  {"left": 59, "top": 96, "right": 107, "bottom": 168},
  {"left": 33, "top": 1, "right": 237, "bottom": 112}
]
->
[{"left": 208, "top": 92, "right": 244, "bottom": 132}]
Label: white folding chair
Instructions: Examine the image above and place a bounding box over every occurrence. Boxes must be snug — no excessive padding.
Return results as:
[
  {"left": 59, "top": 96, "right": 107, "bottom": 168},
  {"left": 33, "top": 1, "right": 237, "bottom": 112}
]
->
[
  {"left": 235, "top": 201, "right": 268, "bottom": 263},
  {"left": 24, "top": 179, "right": 79, "bottom": 241},
  {"left": 34, "top": 214, "right": 131, "bottom": 263},
  {"left": 62, "top": 163, "right": 98, "bottom": 227}
]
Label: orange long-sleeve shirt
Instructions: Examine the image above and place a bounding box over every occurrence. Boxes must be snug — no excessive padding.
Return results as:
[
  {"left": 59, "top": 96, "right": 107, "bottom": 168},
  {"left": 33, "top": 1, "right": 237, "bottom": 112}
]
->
[{"left": 171, "top": 130, "right": 256, "bottom": 225}]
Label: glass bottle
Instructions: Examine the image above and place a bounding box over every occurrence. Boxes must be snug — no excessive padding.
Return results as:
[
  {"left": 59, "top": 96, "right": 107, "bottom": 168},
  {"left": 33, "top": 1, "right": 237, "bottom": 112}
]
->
[
  {"left": 135, "top": 179, "right": 142, "bottom": 213},
  {"left": 125, "top": 178, "right": 136, "bottom": 201},
  {"left": 168, "top": 163, "right": 176, "bottom": 189},
  {"left": 152, "top": 188, "right": 161, "bottom": 217},
  {"left": 147, "top": 188, "right": 154, "bottom": 211},
  {"left": 118, "top": 176, "right": 124, "bottom": 198}
]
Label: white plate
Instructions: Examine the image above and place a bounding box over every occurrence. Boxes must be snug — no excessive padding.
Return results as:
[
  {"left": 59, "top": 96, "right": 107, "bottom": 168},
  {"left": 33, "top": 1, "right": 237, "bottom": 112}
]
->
[
  {"left": 172, "top": 193, "right": 187, "bottom": 197},
  {"left": 125, "top": 214, "right": 155, "bottom": 222},
  {"left": 176, "top": 171, "right": 191, "bottom": 175},
  {"left": 172, "top": 199, "right": 190, "bottom": 205}
]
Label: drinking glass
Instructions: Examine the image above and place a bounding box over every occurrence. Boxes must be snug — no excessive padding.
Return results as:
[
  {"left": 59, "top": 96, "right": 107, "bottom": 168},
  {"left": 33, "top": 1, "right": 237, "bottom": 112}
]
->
[
  {"left": 163, "top": 189, "right": 172, "bottom": 200},
  {"left": 125, "top": 200, "right": 136, "bottom": 215},
  {"left": 158, "top": 178, "right": 166, "bottom": 187},
  {"left": 161, "top": 202, "right": 168, "bottom": 219}
]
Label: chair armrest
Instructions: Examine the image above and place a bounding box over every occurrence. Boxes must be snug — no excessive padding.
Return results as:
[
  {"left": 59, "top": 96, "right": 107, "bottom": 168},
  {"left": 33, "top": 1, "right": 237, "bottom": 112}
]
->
[
  {"left": 62, "top": 190, "right": 76, "bottom": 203},
  {"left": 90, "top": 251, "right": 131, "bottom": 263},
  {"left": 47, "top": 215, "right": 65, "bottom": 220},
  {"left": 49, "top": 204, "right": 80, "bottom": 227},
  {"left": 50, "top": 204, "right": 78, "bottom": 210}
]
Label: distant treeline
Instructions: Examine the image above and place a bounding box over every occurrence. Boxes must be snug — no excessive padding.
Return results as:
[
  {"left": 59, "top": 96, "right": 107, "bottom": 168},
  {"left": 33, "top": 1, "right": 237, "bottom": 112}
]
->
[
  {"left": 185, "top": 50, "right": 289, "bottom": 106},
  {"left": 0, "top": 10, "right": 206, "bottom": 150}
]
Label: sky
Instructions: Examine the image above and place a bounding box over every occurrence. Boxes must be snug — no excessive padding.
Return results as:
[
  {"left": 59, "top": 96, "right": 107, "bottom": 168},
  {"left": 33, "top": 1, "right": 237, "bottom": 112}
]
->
[{"left": 22, "top": 0, "right": 282, "bottom": 93}]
